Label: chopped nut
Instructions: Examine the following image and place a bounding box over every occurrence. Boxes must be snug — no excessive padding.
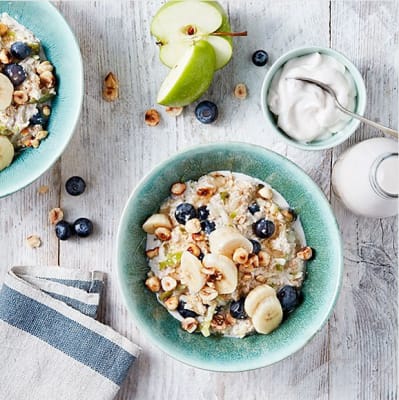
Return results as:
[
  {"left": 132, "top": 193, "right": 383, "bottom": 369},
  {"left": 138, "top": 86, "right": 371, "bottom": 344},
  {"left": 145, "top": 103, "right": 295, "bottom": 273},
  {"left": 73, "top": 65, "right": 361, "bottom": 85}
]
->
[
  {"left": 48, "top": 207, "right": 64, "bottom": 225},
  {"left": 170, "top": 182, "right": 186, "bottom": 196},
  {"left": 0, "top": 48, "right": 11, "bottom": 64},
  {"left": 234, "top": 83, "right": 247, "bottom": 99},
  {"left": 164, "top": 296, "right": 178, "bottom": 310},
  {"left": 199, "top": 286, "right": 218, "bottom": 303},
  {"left": 102, "top": 71, "right": 119, "bottom": 101},
  {"left": 154, "top": 226, "right": 171, "bottom": 241},
  {"left": 239, "top": 263, "right": 254, "bottom": 273},
  {"left": 185, "top": 218, "right": 201, "bottom": 234},
  {"left": 248, "top": 254, "right": 259, "bottom": 267},
  {"left": 21, "top": 128, "right": 30, "bottom": 136},
  {"left": 37, "top": 60, "right": 53, "bottom": 74},
  {"left": 165, "top": 106, "right": 183, "bottom": 117},
  {"left": 30, "top": 139, "right": 40, "bottom": 148},
  {"left": 297, "top": 246, "right": 313, "bottom": 261},
  {"left": 186, "top": 243, "right": 201, "bottom": 257},
  {"left": 36, "top": 130, "right": 48, "bottom": 140},
  {"left": 258, "top": 250, "right": 271, "bottom": 267},
  {"left": 258, "top": 186, "right": 273, "bottom": 200},
  {"left": 38, "top": 185, "right": 49, "bottom": 194},
  {"left": 144, "top": 108, "right": 160, "bottom": 126},
  {"left": 242, "top": 272, "right": 252, "bottom": 281},
  {"left": 42, "top": 105, "right": 51, "bottom": 117},
  {"left": 13, "top": 91, "right": 28, "bottom": 105},
  {"left": 181, "top": 317, "right": 198, "bottom": 333},
  {"left": 281, "top": 208, "right": 296, "bottom": 223},
  {"left": 161, "top": 276, "right": 177, "bottom": 291},
  {"left": 145, "top": 276, "right": 161, "bottom": 292},
  {"left": 40, "top": 71, "right": 55, "bottom": 88},
  {"left": 26, "top": 235, "right": 41, "bottom": 249},
  {"left": 211, "top": 314, "right": 226, "bottom": 330},
  {"left": 196, "top": 186, "right": 216, "bottom": 197},
  {"left": 255, "top": 275, "right": 267, "bottom": 283},
  {"left": 233, "top": 247, "right": 249, "bottom": 264},
  {"left": 145, "top": 247, "right": 159, "bottom": 259},
  {"left": 192, "top": 231, "right": 205, "bottom": 241},
  {"left": 0, "top": 23, "right": 8, "bottom": 36}
]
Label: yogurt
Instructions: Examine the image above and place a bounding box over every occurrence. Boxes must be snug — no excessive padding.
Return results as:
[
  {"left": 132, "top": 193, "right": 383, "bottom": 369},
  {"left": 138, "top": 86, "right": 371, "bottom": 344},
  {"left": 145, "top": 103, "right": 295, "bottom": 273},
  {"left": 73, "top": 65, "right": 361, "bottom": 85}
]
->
[{"left": 267, "top": 52, "right": 357, "bottom": 142}]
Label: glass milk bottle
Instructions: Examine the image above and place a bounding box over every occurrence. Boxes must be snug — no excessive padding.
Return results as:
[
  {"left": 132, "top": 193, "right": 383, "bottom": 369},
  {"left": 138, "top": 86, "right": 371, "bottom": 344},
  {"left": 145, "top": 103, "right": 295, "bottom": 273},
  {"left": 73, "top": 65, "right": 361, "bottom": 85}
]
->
[{"left": 332, "top": 137, "right": 398, "bottom": 218}]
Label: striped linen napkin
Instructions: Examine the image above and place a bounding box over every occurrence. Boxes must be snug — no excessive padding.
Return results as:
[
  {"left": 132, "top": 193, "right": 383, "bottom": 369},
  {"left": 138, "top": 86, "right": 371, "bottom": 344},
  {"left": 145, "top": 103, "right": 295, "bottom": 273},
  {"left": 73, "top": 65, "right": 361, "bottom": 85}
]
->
[{"left": 0, "top": 266, "right": 140, "bottom": 400}]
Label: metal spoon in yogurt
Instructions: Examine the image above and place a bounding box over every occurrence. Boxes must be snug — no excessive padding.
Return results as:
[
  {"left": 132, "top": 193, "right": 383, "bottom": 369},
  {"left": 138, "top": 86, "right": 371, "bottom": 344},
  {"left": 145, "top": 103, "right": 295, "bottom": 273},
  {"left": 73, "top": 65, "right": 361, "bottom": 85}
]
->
[{"left": 288, "top": 77, "right": 398, "bottom": 138}]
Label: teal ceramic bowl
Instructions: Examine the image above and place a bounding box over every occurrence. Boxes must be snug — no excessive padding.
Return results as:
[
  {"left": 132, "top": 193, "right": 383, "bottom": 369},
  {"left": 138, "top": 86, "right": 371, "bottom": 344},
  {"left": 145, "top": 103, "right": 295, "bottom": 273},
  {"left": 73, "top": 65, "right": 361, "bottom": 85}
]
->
[
  {"left": 261, "top": 46, "right": 367, "bottom": 151},
  {"left": 0, "top": 1, "right": 83, "bottom": 197},
  {"left": 117, "top": 142, "right": 343, "bottom": 371}
]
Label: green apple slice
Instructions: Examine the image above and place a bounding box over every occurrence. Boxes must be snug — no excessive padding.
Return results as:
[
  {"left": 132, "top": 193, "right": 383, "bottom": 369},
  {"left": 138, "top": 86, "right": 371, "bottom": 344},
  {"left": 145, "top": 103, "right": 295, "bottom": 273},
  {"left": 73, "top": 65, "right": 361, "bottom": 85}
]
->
[
  {"left": 151, "top": 0, "right": 233, "bottom": 70},
  {"left": 157, "top": 39, "right": 216, "bottom": 107}
]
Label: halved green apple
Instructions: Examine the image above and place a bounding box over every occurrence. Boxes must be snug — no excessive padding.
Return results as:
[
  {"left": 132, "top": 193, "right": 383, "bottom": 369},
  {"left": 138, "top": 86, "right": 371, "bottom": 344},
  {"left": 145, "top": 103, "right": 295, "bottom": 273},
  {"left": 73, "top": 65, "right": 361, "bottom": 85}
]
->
[
  {"left": 157, "top": 39, "right": 216, "bottom": 106},
  {"left": 151, "top": 0, "right": 233, "bottom": 70}
]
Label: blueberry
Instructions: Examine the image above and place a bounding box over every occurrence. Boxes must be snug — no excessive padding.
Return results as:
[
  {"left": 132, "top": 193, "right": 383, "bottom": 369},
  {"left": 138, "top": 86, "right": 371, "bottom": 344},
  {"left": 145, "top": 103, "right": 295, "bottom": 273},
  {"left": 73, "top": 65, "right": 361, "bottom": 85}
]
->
[
  {"left": 55, "top": 220, "right": 73, "bottom": 241},
  {"left": 197, "top": 205, "right": 209, "bottom": 221},
  {"left": 73, "top": 218, "right": 93, "bottom": 238},
  {"left": 201, "top": 220, "right": 216, "bottom": 234},
  {"left": 253, "top": 218, "right": 275, "bottom": 239},
  {"left": 277, "top": 285, "right": 302, "bottom": 315},
  {"left": 230, "top": 298, "right": 247, "bottom": 319},
  {"left": 252, "top": 50, "right": 269, "bottom": 66},
  {"left": 65, "top": 176, "right": 86, "bottom": 196},
  {"left": 250, "top": 239, "right": 261, "bottom": 254},
  {"left": 10, "top": 42, "right": 31, "bottom": 59},
  {"left": 248, "top": 202, "right": 260, "bottom": 215},
  {"left": 198, "top": 252, "right": 204, "bottom": 261},
  {"left": 195, "top": 100, "right": 218, "bottom": 124},
  {"left": 175, "top": 203, "right": 196, "bottom": 225},
  {"left": 177, "top": 301, "right": 198, "bottom": 318},
  {"left": 3, "top": 63, "right": 26, "bottom": 86},
  {"left": 30, "top": 112, "right": 47, "bottom": 127}
]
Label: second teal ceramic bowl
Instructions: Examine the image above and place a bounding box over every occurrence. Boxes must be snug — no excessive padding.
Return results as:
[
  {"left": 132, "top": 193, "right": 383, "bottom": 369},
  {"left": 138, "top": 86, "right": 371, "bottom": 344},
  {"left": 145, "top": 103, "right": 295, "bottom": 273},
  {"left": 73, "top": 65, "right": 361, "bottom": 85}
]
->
[
  {"left": 261, "top": 46, "right": 367, "bottom": 151},
  {"left": 0, "top": 2, "right": 83, "bottom": 197},
  {"left": 117, "top": 142, "right": 343, "bottom": 372}
]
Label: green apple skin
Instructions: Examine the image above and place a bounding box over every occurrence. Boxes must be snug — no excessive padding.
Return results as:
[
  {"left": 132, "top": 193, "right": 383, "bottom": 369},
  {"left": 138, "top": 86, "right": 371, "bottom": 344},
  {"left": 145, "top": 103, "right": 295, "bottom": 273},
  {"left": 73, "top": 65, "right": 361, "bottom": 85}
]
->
[
  {"left": 151, "top": 0, "right": 233, "bottom": 70},
  {"left": 157, "top": 40, "right": 216, "bottom": 107}
]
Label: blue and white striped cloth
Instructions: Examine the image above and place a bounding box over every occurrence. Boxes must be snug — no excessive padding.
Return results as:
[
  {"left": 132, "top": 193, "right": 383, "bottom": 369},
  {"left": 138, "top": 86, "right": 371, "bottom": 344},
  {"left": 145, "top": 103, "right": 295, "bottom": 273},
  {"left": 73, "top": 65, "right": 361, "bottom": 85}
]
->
[{"left": 0, "top": 266, "right": 140, "bottom": 400}]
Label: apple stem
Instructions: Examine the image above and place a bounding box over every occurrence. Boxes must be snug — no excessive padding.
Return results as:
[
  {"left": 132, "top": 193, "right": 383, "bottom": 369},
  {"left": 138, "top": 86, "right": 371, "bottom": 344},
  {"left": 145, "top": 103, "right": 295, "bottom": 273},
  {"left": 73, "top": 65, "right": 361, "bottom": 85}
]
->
[{"left": 211, "top": 31, "right": 248, "bottom": 37}]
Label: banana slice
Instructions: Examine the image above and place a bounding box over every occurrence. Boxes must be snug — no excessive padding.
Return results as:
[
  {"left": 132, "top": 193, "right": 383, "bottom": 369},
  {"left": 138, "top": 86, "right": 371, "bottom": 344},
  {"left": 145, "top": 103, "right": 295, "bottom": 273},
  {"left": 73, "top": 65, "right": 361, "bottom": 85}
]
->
[
  {"left": 142, "top": 213, "right": 172, "bottom": 234},
  {"left": 251, "top": 295, "right": 283, "bottom": 334},
  {"left": 202, "top": 253, "right": 238, "bottom": 294},
  {"left": 209, "top": 227, "right": 252, "bottom": 258},
  {"left": 180, "top": 251, "right": 206, "bottom": 293},
  {"left": 0, "top": 136, "right": 14, "bottom": 171},
  {"left": 244, "top": 284, "right": 276, "bottom": 317},
  {"left": 244, "top": 284, "right": 283, "bottom": 334},
  {"left": 0, "top": 73, "right": 13, "bottom": 111}
]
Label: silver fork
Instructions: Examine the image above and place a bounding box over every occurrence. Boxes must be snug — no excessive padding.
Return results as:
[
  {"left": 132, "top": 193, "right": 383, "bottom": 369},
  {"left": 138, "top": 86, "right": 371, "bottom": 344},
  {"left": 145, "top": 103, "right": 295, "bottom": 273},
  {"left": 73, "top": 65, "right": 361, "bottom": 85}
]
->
[{"left": 288, "top": 77, "right": 398, "bottom": 138}]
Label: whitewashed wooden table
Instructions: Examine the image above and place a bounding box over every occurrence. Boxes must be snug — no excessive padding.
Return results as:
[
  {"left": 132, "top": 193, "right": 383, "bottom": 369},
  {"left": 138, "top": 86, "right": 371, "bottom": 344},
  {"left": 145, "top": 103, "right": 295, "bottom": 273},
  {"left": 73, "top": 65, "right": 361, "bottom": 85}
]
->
[{"left": 0, "top": 1, "right": 397, "bottom": 399}]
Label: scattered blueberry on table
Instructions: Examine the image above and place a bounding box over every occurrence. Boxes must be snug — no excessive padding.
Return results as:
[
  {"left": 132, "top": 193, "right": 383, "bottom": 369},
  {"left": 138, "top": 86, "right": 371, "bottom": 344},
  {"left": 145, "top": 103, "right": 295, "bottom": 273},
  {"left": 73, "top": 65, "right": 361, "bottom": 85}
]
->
[
  {"left": 65, "top": 176, "right": 86, "bottom": 196},
  {"left": 55, "top": 220, "right": 74, "bottom": 241},
  {"left": 73, "top": 218, "right": 93, "bottom": 238},
  {"left": 252, "top": 50, "right": 269, "bottom": 66},
  {"left": 195, "top": 100, "right": 218, "bottom": 124}
]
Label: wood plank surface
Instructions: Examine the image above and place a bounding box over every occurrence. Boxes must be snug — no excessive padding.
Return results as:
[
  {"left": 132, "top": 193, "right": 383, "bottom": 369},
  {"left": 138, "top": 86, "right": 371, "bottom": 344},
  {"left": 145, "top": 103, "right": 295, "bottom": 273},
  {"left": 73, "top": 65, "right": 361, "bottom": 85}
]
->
[{"left": 0, "top": 1, "right": 397, "bottom": 399}]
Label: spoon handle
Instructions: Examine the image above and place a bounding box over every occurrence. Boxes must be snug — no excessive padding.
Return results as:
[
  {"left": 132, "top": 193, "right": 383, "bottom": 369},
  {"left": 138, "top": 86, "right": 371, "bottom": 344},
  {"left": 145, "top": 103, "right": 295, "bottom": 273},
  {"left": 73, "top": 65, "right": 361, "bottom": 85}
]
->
[{"left": 336, "top": 103, "right": 399, "bottom": 138}]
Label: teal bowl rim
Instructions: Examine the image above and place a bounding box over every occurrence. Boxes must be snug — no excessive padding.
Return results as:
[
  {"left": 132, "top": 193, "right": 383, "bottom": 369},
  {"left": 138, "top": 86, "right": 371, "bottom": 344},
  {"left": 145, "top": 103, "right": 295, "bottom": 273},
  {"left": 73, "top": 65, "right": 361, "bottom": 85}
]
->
[
  {"left": 260, "top": 46, "right": 367, "bottom": 151},
  {"left": 116, "top": 142, "right": 344, "bottom": 372},
  {"left": 0, "top": 1, "right": 83, "bottom": 198}
]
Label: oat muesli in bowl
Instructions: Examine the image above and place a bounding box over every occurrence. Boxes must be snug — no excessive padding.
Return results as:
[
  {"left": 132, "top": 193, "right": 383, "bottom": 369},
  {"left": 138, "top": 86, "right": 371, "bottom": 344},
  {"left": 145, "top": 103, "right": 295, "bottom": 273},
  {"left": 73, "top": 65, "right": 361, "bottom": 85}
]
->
[
  {"left": 142, "top": 171, "right": 313, "bottom": 338},
  {"left": 0, "top": 13, "right": 56, "bottom": 172}
]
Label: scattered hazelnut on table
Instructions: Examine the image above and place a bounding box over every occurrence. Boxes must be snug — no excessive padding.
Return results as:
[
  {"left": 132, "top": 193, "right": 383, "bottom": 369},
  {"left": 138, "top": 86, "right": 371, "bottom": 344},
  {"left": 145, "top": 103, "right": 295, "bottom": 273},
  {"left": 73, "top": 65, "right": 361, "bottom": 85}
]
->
[
  {"left": 165, "top": 106, "right": 183, "bottom": 117},
  {"left": 38, "top": 185, "right": 49, "bottom": 194},
  {"left": 102, "top": 71, "right": 119, "bottom": 101},
  {"left": 26, "top": 235, "right": 41, "bottom": 249},
  {"left": 48, "top": 208, "right": 64, "bottom": 225},
  {"left": 234, "top": 83, "right": 247, "bottom": 99},
  {"left": 145, "top": 108, "right": 160, "bottom": 126}
]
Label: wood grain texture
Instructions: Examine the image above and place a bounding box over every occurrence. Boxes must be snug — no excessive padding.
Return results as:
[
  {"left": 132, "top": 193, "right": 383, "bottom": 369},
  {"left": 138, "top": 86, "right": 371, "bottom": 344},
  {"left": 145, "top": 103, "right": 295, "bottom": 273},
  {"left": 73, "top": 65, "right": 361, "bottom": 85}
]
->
[{"left": 0, "top": 1, "right": 397, "bottom": 399}]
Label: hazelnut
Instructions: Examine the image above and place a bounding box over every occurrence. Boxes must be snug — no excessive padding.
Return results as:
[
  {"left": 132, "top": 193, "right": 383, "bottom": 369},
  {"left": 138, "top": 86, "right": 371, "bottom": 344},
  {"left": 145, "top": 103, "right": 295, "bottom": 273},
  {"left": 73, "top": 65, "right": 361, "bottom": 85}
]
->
[
  {"left": 40, "top": 71, "right": 55, "bottom": 88},
  {"left": 145, "top": 109, "right": 160, "bottom": 126},
  {"left": 38, "top": 185, "right": 49, "bottom": 194},
  {"left": 0, "top": 49, "right": 11, "bottom": 64},
  {"left": 145, "top": 247, "right": 159, "bottom": 259},
  {"left": 154, "top": 226, "right": 171, "bottom": 241},
  {"left": 258, "top": 186, "right": 273, "bottom": 200},
  {"left": 145, "top": 276, "right": 161, "bottom": 292},
  {"left": 37, "top": 61, "right": 53, "bottom": 74},
  {"left": 181, "top": 317, "right": 198, "bottom": 333},
  {"left": 102, "top": 71, "right": 118, "bottom": 101},
  {"left": 234, "top": 83, "right": 247, "bottom": 99},
  {"left": 232, "top": 247, "right": 249, "bottom": 264},
  {"left": 248, "top": 254, "right": 259, "bottom": 267},
  {"left": 48, "top": 207, "right": 64, "bottom": 225},
  {"left": 13, "top": 91, "right": 28, "bottom": 105},
  {"left": 242, "top": 272, "right": 252, "bottom": 281},
  {"left": 26, "top": 235, "right": 41, "bottom": 249},
  {"left": 192, "top": 232, "right": 205, "bottom": 242},
  {"left": 199, "top": 286, "right": 218, "bottom": 303},
  {"left": 170, "top": 182, "right": 186, "bottom": 196},
  {"left": 211, "top": 314, "right": 226, "bottom": 330},
  {"left": 42, "top": 105, "right": 51, "bottom": 117},
  {"left": 258, "top": 250, "right": 271, "bottom": 267},
  {"left": 297, "top": 246, "right": 313, "bottom": 261},
  {"left": 186, "top": 243, "right": 201, "bottom": 257},
  {"left": 165, "top": 106, "right": 183, "bottom": 117},
  {"left": 36, "top": 130, "right": 48, "bottom": 140},
  {"left": 30, "top": 138, "right": 40, "bottom": 148},
  {"left": 0, "top": 23, "right": 8, "bottom": 36},
  {"left": 196, "top": 186, "right": 216, "bottom": 197},
  {"left": 281, "top": 208, "right": 296, "bottom": 223},
  {"left": 185, "top": 218, "right": 201, "bottom": 234},
  {"left": 164, "top": 296, "right": 178, "bottom": 311},
  {"left": 161, "top": 276, "right": 177, "bottom": 291}
]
